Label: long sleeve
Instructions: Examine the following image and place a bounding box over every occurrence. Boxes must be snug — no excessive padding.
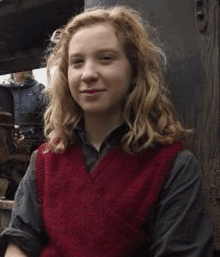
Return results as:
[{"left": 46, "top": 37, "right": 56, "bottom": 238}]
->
[
  {"left": 0, "top": 151, "right": 47, "bottom": 257},
  {"left": 148, "top": 150, "right": 213, "bottom": 257},
  {"left": 0, "top": 148, "right": 214, "bottom": 257}
]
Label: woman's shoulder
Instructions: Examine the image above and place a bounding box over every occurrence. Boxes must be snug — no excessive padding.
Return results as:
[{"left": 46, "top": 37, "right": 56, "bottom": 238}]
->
[
  {"left": 173, "top": 149, "right": 199, "bottom": 170},
  {"left": 153, "top": 142, "right": 197, "bottom": 168},
  {"left": 162, "top": 149, "right": 201, "bottom": 193},
  {"left": 36, "top": 142, "right": 55, "bottom": 157},
  {"left": 35, "top": 142, "right": 79, "bottom": 161},
  {"left": 29, "top": 150, "right": 38, "bottom": 169}
]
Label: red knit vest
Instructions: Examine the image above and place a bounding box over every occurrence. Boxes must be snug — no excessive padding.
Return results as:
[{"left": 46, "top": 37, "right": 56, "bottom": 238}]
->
[{"left": 35, "top": 141, "right": 183, "bottom": 257}]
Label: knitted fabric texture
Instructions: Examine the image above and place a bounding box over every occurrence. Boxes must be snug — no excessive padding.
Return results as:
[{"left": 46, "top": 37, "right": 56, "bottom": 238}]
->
[{"left": 35, "top": 141, "right": 183, "bottom": 257}]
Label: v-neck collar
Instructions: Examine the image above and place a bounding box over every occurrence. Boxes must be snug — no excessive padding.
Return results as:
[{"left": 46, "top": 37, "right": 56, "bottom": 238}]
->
[
  {"left": 73, "top": 119, "right": 129, "bottom": 173},
  {"left": 76, "top": 142, "right": 121, "bottom": 177}
]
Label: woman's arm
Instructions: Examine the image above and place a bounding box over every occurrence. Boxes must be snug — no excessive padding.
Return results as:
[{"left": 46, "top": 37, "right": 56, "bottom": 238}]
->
[
  {"left": 150, "top": 150, "right": 213, "bottom": 257},
  {"left": 5, "top": 243, "right": 28, "bottom": 257},
  {"left": 0, "top": 151, "right": 47, "bottom": 257}
]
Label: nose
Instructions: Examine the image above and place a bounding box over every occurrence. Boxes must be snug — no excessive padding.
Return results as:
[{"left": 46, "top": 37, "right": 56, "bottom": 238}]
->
[{"left": 81, "top": 62, "right": 99, "bottom": 84}]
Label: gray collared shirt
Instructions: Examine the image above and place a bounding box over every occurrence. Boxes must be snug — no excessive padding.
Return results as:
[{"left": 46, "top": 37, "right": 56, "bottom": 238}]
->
[{"left": 0, "top": 124, "right": 214, "bottom": 256}]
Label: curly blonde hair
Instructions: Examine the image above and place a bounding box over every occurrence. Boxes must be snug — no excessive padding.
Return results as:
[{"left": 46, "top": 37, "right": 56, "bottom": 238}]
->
[{"left": 44, "top": 5, "right": 192, "bottom": 154}]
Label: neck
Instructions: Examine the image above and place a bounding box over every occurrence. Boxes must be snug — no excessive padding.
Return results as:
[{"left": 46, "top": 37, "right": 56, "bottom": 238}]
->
[{"left": 84, "top": 112, "right": 123, "bottom": 151}]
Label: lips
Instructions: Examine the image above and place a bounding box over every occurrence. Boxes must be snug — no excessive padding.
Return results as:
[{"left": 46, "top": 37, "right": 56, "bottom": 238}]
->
[
  {"left": 82, "top": 89, "right": 105, "bottom": 94},
  {"left": 86, "top": 90, "right": 99, "bottom": 94}
]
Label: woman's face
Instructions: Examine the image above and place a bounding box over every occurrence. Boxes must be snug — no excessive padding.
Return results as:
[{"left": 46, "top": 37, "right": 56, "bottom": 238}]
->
[{"left": 67, "top": 22, "right": 132, "bottom": 118}]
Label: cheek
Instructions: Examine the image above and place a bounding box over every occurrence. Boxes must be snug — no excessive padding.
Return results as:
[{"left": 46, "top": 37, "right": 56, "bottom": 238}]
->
[
  {"left": 67, "top": 79, "right": 76, "bottom": 100},
  {"left": 67, "top": 69, "right": 72, "bottom": 85},
  {"left": 68, "top": 86, "right": 77, "bottom": 102},
  {"left": 108, "top": 66, "right": 131, "bottom": 84},
  {"left": 117, "top": 69, "right": 132, "bottom": 91},
  {"left": 68, "top": 71, "right": 77, "bottom": 91}
]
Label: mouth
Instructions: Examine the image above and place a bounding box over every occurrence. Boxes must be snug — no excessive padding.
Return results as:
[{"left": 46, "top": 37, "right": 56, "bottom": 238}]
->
[{"left": 82, "top": 89, "right": 105, "bottom": 94}]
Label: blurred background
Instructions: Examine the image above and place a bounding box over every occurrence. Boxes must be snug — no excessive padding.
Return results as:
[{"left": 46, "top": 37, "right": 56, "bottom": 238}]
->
[{"left": 0, "top": 68, "right": 47, "bottom": 85}]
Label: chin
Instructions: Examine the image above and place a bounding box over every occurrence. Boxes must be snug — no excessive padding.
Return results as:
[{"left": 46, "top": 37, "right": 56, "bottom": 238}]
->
[
  {"left": 84, "top": 109, "right": 105, "bottom": 114},
  {"left": 83, "top": 106, "right": 109, "bottom": 115}
]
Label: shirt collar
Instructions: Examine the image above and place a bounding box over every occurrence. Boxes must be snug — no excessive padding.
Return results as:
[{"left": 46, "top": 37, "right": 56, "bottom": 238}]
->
[{"left": 74, "top": 119, "right": 129, "bottom": 150}]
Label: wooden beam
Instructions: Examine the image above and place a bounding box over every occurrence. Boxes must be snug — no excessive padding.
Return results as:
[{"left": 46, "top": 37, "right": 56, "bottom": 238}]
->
[
  {"left": 193, "top": 0, "right": 220, "bottom": 250},
  {"left": 0, "top": 200, "right": 13, "bottom": 210}
]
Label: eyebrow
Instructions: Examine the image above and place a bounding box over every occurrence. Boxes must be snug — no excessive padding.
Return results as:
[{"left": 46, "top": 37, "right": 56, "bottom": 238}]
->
[{"left": 69, "top": 48, "right": 120, "bottom": 60}]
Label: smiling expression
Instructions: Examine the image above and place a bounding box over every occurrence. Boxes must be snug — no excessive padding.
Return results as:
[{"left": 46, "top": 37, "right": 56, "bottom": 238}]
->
[{"left": 67, "top": 22, "right": 132, "bottom": 118}]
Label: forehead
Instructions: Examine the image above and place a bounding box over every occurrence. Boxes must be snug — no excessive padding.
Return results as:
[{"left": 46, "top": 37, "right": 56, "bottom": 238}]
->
[{"left": 68, "top": 23, "right": 124, "bottom": 54}]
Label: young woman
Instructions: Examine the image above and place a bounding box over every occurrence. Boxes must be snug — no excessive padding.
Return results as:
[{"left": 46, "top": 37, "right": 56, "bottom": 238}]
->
[{"left": 0, "top": 5, "right": 213, "bottom": 257}]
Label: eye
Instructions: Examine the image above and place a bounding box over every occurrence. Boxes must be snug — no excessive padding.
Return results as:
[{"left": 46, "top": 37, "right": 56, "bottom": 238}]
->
[
  {"left": 99, "top": 55, "right": 114, "bottom": 64},
  {"left": 69, "top": 58, "right": 84, "bottom": 68}
]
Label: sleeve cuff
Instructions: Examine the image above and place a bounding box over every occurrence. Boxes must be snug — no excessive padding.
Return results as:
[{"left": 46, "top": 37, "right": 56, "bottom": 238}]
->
[{"left": 0, "top": 227, "right": 44, "bottom": 257}]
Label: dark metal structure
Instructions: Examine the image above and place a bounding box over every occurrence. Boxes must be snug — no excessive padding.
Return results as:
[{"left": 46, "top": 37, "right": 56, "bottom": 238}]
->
[{"left": 0, "top": 0, "right": 84, "bottom": 75}]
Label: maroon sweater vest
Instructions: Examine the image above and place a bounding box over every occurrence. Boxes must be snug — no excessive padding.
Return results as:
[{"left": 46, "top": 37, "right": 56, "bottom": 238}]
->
[{"left": 35, "top": 141, "right": 183, "bottom": 257}]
